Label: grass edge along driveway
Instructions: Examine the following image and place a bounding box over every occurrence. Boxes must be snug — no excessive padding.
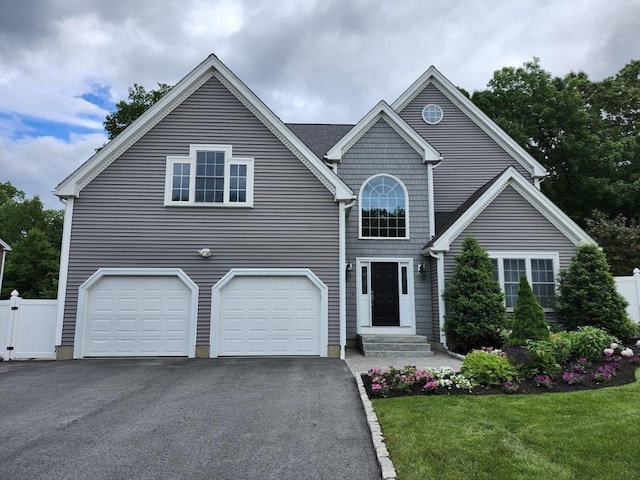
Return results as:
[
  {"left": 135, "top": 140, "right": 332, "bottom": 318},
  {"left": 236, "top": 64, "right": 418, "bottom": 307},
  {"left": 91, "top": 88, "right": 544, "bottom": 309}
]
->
[{"left": 373, "top": 369, "right": 639, "bottom": 480}]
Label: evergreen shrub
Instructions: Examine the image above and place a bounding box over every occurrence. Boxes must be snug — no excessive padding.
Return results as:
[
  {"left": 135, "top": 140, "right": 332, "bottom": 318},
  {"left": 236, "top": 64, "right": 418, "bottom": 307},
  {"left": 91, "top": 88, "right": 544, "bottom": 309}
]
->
[
  {"left": 443, "top": 237, "right": 506, "bottom": 353},
  {"left": 556, "top": 244, "right": 636, "bottom": 339},
  {"left": 509, "top": 276, "right": 550, "bottom": 346}
]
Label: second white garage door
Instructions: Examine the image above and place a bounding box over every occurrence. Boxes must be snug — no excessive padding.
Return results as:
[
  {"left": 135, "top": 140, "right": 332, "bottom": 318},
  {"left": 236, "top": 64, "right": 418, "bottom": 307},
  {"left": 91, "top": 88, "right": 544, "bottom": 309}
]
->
[{"left": 214, "top": 271, "right": 325, "bottom": 356}]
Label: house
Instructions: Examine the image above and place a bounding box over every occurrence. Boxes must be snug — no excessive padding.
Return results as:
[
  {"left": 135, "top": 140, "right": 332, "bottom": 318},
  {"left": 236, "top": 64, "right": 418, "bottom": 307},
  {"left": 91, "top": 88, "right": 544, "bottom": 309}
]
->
[{"left": 53, "top": 54, "right": 594, "bottom": 360}]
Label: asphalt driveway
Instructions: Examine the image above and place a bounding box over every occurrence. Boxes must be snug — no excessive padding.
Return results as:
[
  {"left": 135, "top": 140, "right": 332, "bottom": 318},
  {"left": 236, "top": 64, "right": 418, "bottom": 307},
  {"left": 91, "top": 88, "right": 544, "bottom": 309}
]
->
[{"left": 0, "top": 357, "right": 381, "bottom": 480}]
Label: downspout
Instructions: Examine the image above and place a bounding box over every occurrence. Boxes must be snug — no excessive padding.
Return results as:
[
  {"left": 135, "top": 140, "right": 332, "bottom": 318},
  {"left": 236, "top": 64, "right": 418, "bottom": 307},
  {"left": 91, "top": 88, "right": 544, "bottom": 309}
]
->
[
  {"left": 428, "top": 248, "right": 448, "bottom": 350},
  {"left": 338, "top": 199, "right": 356, "bottom": 360},
  {"left": 427, "top": 162, "right": 436, "bottom": 239},
  {"left": 54, "top": 197, "right": 74, "bottom": 350}
]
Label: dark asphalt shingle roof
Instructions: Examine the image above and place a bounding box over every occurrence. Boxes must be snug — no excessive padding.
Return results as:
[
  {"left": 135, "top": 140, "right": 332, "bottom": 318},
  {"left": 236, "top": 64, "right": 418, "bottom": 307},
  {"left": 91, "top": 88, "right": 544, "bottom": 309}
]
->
[
  {"left": 424, "top": 168, "right": 509, "bottom": 250},
  {"left": 287, "top": 123, "right": 354, "bottom": 159}
]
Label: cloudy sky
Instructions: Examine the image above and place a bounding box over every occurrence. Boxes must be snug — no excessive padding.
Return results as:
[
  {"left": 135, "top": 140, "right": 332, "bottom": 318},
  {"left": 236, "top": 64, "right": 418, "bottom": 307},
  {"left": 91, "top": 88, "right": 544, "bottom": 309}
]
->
[{"left": 1, "top": 0, "right": 638, "bottom": 210}]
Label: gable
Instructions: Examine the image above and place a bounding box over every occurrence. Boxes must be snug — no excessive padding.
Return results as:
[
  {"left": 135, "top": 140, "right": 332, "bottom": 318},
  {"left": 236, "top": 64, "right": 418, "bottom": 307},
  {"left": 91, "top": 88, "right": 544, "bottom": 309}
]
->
[
  {"left": 423, "top": 167, "right": 595, "bottom": 254},
  {"left": 399, "top": 83, "right": 532, "bottom": 211},
  {"left": 451, "top": 185, "right": 578, "bottom": 255},
  {"left": 392, "top": 66, "right": 547, "bottom": 180},
  {"left": 79, "top": 75, "right": 336, "bottom": 206},
  {"left": 325, "top": 101, "right": 441, "bottom": 163},
  {"left": 55, "top": 54, "right": 353, "bottom": 202}
]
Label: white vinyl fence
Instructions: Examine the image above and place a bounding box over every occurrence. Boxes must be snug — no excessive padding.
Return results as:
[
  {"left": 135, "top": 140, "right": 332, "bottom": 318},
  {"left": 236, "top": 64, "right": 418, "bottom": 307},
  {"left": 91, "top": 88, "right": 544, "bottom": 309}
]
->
[
  {"left": 0, "top": 290, "right": 57, "bottom": 360},
  {"left": 615, "top": 268, "right": 640, "bottom": 324}
]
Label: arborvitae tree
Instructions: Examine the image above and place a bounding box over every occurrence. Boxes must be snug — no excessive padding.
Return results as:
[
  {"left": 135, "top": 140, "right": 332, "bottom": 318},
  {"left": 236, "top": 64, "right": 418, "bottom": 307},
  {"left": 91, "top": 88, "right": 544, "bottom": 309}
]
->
[
  {"left": 443, "top": 237, "right": 506, "bottom": 353},
  {"left": 509, "top": 276, "right": 550, "bottom": 346},
  {"left": 557, "top": 244, "right": 636, "bottom": 339}
]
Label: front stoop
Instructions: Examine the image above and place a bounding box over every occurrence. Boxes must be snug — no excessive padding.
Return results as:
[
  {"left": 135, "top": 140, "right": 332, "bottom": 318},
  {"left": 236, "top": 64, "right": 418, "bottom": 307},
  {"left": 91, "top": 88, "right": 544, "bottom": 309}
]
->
[{"left": 357, "top": 334, "right": 434, "bottom": 357}]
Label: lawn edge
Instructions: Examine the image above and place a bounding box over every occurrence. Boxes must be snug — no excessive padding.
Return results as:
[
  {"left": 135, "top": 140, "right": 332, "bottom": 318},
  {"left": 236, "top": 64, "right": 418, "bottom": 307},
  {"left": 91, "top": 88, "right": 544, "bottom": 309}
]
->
[{"left": 354, "top": 371, "right": 398, "bottom": 480}]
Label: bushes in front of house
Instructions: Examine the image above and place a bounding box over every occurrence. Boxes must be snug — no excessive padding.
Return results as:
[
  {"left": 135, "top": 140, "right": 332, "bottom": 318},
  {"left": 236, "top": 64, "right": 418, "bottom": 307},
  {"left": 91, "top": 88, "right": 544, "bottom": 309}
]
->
[
  {"left": 460, "top": 349, "right": 520, "bottom": 386},
  {"left": 509, "top": 276, "right": 550, "bottom": 346},
  {"left": 555, "top": 244, "right": 636, "bottom": 340},
  {"left": 443, "top": 237, "right": 506, "bottom": 354}
]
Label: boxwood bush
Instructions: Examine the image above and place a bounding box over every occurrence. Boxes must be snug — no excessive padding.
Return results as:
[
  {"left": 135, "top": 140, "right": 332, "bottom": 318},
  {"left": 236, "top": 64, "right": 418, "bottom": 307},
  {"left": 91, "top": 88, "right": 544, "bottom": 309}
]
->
[{"left": 460, "top": 350, "right": 519, "bottom": 387}]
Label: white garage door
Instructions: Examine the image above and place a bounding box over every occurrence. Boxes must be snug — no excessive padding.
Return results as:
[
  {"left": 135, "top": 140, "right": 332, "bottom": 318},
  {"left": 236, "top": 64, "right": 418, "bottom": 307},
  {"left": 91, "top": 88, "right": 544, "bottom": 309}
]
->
[
  {"left": 82, "top": 275, "right": 193, "bottom": 357},
  {"left": 217, "top": 275, "right": 322, "bottom": 356}
]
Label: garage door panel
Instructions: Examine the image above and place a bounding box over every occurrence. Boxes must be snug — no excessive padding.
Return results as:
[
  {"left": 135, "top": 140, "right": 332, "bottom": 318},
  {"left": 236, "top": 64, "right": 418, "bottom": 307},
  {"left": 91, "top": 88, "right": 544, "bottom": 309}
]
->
[
  {"left": 217, "top": 274, "right": 322, "bottom": 356},
  {"left": 83, "top": 275, "right": 192, "bottom": 357}
]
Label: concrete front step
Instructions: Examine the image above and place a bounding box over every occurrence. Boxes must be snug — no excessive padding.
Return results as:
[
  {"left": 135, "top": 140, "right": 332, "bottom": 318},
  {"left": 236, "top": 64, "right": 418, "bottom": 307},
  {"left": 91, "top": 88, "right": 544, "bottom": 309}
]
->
[
  {"left": 357, "top": 334, "right": 434, "bottom": 357},
  {"left": 359, "top": 334, "right": 429, "bottom": 344},
  {"left": 361, "top": 350, "right": 435, "bottom": 358}
]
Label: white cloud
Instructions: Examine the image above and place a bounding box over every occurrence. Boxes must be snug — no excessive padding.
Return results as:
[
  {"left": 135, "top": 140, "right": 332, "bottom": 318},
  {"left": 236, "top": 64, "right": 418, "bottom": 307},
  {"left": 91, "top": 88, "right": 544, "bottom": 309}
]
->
[
  {"left": 0, "top": 133, "right": 108, "bottom": 210},
  {"left": 0, "top": 0, "right": 638, "bottom": 206}
]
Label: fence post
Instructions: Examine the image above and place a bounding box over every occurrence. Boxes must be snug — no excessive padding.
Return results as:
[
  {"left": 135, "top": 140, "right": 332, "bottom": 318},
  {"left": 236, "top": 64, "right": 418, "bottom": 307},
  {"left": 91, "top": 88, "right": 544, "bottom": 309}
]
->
[
  {"left": 634, "top": 268, "right": 640, "bottom": 324},
  {"left": 5, "top": 290, "right": 21, "bottom": 361}
]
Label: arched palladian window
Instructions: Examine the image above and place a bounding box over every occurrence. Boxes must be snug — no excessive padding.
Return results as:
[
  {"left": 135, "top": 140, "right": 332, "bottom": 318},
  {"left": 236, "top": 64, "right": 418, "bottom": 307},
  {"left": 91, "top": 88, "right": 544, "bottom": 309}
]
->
[{"left": 360, "top": 175, "right": 408, "bottom": 238}]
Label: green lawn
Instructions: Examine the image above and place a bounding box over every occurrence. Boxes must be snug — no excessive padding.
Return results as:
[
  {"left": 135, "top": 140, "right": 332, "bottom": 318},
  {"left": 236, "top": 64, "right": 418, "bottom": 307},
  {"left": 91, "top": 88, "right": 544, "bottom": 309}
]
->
[{"left": 372, "top": 369, "right": 639, "bottom": 480}]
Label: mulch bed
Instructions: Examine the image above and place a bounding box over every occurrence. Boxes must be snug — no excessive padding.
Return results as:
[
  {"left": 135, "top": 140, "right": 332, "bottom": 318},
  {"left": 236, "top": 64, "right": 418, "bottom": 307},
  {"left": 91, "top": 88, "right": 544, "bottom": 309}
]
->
[{"left": 362, "top": 350, "right": 639, "bottom": 398}]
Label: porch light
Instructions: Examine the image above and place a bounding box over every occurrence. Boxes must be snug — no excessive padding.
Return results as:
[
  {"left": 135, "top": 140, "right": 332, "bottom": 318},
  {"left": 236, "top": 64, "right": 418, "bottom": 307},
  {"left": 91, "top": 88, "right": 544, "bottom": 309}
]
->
[
  {"left": 418, "top": 263, "right": 427, "bottom": 277},
  {"left": 198, "top": 248, "right": 214, "bottom": 258}
]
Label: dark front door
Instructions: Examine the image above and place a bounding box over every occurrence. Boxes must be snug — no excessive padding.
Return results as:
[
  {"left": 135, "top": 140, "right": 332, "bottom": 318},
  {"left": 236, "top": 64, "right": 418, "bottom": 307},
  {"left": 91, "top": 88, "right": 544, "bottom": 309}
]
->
[{"left": 371, "top": 262, "right": 400, "bottom": 326}]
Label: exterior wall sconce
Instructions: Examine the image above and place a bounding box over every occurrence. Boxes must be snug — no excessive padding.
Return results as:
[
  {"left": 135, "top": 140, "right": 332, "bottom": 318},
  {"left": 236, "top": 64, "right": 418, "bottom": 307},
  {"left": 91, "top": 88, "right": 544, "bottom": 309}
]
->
[
  {"left": 198, "top": 248, "right": 214, "bottom": 258},
  {"left": 418, "top": 263, "right": 427, "bottom": 277},
  {"left": 346, "top": 262, "right": 353, "bottom": 277}
]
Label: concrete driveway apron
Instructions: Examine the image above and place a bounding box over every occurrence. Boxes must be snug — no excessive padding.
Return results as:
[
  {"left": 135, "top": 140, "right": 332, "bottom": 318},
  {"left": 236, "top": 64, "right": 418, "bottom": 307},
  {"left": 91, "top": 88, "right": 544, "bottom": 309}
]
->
[{"left": 0, "top": 358, "right": 381, "bottom": 480}]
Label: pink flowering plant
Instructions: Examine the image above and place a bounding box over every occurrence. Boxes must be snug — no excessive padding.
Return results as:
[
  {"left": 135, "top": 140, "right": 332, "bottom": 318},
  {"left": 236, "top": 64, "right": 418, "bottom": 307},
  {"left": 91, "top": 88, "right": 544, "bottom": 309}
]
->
[
  {"left": 366, "top": 365, "right": 473, "bottom": 397},
  {"left": 534, "top": 374, "right": 554, "bottom": 389}
]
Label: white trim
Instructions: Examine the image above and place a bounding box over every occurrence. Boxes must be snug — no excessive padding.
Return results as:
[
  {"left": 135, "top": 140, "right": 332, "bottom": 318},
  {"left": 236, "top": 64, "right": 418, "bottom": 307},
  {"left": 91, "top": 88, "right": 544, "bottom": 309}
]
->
[
  {"left": 164, "top": 144, "right": 254, "bottom": 207},
  {"left": 433, "top": 252, "right": 447, "bottom": 348},
  {"left": 339, "top": 202, "right": 348, "bottom": 359},
  {"left": 489, "top": 252, "right": 560, "bottom": 311},
  {"left": 325, "top": 101, "right": 442, "bottom": 163},
  {"left": 54, "top": 197, "right": 74, "bottom": 346},
  {"left": 210, "top": 268, "right": 328, "bottom": 358},
  {"left": 359, "top": 174, "right": 410, "bottom": 240},
  {"left": 422, "top": 104, "right": 443, "bottom": 125},
  {"left": 427, "top": 162, "right": 435, "bottom": 239},
  {"left": 55, "top": 54, "right": 353, "bottom": 202},
  {"left": 423, "top": 166, "right": 596, "bottom": 254},
  {"left": 355, "top": 258, "right": 416, "bottom": 335},
  {"left": 73, "top": 268, "right": 199, "bottom": 359}
]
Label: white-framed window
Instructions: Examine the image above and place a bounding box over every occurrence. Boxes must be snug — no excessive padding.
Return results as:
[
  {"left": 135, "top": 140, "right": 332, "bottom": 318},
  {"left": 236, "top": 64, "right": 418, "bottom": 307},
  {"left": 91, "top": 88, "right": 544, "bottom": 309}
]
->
[
  {"left": 489, "top": 252, "right": 559, "bottom": 310},
  {"left": 164, "top": 144, "right": 254, "bottom": 207},
  {"left": 422, "top": 104, "right": 443, "bottom": 125},
  {"left": 359, "top": 174, "right": 409, "bottom": 239}
]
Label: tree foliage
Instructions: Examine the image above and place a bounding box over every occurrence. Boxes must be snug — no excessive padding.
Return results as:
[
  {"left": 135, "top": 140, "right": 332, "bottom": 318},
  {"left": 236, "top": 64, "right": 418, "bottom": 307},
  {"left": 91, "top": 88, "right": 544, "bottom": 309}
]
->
[
  {"left": 443, "top": 237, "right": 506, "bottom": 354},
  {"left": 509, "top": 276, "right": 549, "bottom": 346},
  {"left": 104, "top": 83, "right": 172, "bottom": 139},
  {"left": 471, "top": 59, "right": 639, "bottom": 270},
  {"left": 585, "top": 211, "right": 640, "bottom": 276},
  {"left": 0, "top": 182, "right": 62, "bottom": 299},
  {"left": 556, "top": 244, "right": 636, "bottom": 340}
]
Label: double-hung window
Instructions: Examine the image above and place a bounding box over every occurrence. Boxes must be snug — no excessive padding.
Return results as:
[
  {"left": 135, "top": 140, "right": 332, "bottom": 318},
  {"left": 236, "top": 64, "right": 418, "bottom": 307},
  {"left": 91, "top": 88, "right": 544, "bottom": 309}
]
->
[
  {"left": 165, "top": 145, "right": 254, "bottom": 206},
  {"left": 490, "top": 253, "right": 558, "bottom": 310}
]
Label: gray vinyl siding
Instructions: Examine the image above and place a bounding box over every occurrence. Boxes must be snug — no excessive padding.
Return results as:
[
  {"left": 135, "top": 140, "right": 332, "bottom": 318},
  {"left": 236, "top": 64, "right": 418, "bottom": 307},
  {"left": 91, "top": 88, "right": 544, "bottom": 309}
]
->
[
  {"left": 339, "top": 118, "right": 433, "bottom": 339},
  {"left": 62, "top": 74, "right": 340, "bottom": 348},
  {"left": 398, "top": 83, "right": 531, "bottom": 212},
  {"left": 443, "top": 186, "right": 577, "bottom": 318}
]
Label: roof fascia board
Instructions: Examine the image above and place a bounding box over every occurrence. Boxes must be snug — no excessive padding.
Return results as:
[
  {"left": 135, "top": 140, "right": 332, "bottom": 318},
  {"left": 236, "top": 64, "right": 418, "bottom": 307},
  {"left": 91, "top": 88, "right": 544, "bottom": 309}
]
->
[
  {"left": 0, "top": 239, "right": 11, "bottom": 251},
  {"left": 325, "top": 100, "right": 441, "bottom": 162},
  {"left": 56, "top": 54, "right": 353, "bottom": 202},
  {"left": 424, "top": 166, "right": 595, "bottom": 254},
  {"left": 392, "top": 66, "right": 548, "bottom": 179}
]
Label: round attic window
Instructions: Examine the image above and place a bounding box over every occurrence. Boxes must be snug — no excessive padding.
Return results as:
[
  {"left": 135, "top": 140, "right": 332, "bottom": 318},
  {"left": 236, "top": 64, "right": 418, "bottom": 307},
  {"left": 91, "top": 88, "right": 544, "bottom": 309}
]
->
[{"left": 422, "top": 104, "right": 443, "bottom": 125}]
